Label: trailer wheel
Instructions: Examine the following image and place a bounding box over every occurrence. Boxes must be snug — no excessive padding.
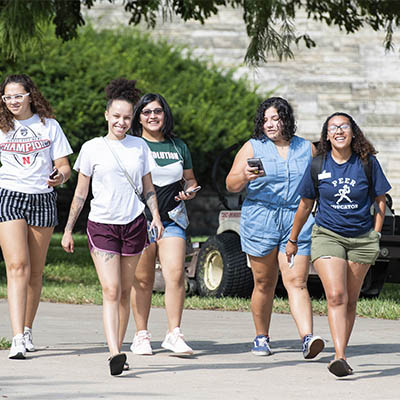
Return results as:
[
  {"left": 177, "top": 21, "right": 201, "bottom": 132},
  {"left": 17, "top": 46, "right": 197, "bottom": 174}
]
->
[{"left": 195, "top": 232, "right": 253, "bottom": 297}]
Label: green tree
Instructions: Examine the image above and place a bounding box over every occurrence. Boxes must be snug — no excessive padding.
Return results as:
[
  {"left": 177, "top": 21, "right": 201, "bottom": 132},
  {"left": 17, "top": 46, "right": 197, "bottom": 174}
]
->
[{"left": 1, "top": 0, "right": 400, "bottom": 65}]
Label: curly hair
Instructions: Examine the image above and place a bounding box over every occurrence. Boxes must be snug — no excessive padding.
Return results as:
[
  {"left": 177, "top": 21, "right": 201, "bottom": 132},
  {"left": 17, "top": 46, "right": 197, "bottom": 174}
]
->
[
  {"left": 105, "top": 78, "right": 141, "bottom": 110},
  {"left": 317, "top": 112, "right": 377, "bottom": 160},
  {"left": 131, "top": 93, "right": 175, "bottom": 139},
  {"left": 0, "top": 74, "right": 54, "bottom": 133},
  {"left": 252, "top": 97, "right": 296, "bottom": 141}
]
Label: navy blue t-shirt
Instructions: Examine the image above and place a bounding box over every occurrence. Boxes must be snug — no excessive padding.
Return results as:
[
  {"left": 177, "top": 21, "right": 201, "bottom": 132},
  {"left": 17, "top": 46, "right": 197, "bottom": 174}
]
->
[{"left": 298, "top": 152, "right": 391, "bottom": 237}]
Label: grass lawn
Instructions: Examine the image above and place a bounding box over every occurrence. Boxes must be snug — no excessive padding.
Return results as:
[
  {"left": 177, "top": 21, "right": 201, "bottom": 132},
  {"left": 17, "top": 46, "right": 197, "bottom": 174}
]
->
[{"left": 0, "top": 233, "right": 399, "bottom": 319}]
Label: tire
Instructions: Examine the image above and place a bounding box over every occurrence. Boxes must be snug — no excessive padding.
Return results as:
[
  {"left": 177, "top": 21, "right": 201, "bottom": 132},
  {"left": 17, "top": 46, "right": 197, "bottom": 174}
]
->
[
  {"left": 195, "top": 232, "right": 253, "bottom": 297},
  {"left": 360, "top": 261, "right": 389, "bottom": 298}
]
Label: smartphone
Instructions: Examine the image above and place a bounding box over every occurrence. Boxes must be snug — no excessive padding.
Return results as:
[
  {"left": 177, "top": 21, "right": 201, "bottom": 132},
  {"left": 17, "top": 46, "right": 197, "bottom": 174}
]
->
[
  {"left": 175, "top": 186, "right": 202, "bottom": 201},
  {"left": 49, "top": 168, "right": 58, "bottom": 179},
  {"left": 185, "top": 186, "right": 201, "bottom": 195},
  {"left": 247, "top": 158, "right": 265, "bottom": 175},
  {"left": 151, "top": 226, "right": 158, "bottom": 240}
]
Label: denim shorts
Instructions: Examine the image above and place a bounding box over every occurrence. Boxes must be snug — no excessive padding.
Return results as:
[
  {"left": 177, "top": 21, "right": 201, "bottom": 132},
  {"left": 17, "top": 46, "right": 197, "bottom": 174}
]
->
[
  {"left": 0, "top": 188, "right": 58, "bottom": 227},
  {"left": 311, "top": 225, "right": 380, "bottom": 265},
  {"left": 240, "top": 200, "right": 313, "bottom": 257},
  {"left": 87, "top": 214, "right": 149, "bottom": 256},
  {"left": 148, "top": 220, "right": 186, "bottom": 244}
]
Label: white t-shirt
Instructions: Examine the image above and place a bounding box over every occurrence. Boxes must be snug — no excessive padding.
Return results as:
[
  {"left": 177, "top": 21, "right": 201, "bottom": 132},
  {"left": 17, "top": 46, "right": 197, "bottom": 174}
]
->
[
  {"left": 0, "top": 114, "right": 73, "bottom": 194},
  {"left": 74, "top": 135, "right": 156, "bottom": 224}
]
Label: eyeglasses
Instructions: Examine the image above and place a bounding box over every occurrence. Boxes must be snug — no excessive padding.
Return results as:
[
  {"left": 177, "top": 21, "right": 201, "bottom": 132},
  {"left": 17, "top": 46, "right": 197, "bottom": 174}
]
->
[
  {"left": 1, "top": 93, "right": 30, "bottom": 103},
  {"left": 327, "top": 124, "right": 350, "bottom": 134},
  {"left": 141, "top": 108, "right": 163, "bottom": 116}
]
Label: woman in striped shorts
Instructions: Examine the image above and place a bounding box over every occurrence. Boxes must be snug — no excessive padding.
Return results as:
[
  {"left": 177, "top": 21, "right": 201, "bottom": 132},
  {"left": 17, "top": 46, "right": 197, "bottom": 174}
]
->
[{"left": 0, "top": 74, "right": 73, "bottom": 359}]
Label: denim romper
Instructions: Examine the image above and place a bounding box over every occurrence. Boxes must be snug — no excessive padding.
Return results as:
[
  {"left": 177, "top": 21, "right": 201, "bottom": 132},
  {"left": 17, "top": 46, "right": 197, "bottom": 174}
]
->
[{"left": 240, "top": 136, "right": 314, "bottom": 257}]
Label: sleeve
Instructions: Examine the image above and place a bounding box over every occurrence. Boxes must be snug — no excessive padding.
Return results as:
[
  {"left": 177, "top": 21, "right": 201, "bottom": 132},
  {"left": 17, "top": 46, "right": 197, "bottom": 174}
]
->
[
  {"left": 73, "top": 141, "right": 93, "bottom": 177},
  {"left": 371, "top": 156, "right": 391, "bottom": 196},
  {"left": 297, "top": 163, "right": 316, "bottom": 199},
  {"left": 49, "top": 119, "right": 73, "bottom": 160},
  {"left": 181, "top": 140, "right": 193, "bottom": 170}
]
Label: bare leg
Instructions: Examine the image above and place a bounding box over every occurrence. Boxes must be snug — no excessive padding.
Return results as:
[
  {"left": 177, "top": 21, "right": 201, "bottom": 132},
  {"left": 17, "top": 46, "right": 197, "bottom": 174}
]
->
[
  {"left": 278, "top": 253, "right": 313, "bottom": 338},
  {"left": 0, "top": 220, "right": 30, "bottom": 336},
  {"left": 249, "top": 250, "right": 279, "bottom": 336},
  {"left": 157, "top": 237, "right": 186, "bottom": 332},
  {"left": 91, "top": 249, "right": 122, "bottom": 356},
  {"left": 118, "top": 254, "right": 140, "bottom": 348},
  {"left": 314, "top": 257, "right": 348, "bottom": 359},
  {"left": 131, "top": 243, "right": 157, "bottom": 332},
  {"left": 345, "top": 261, "right": 370, "bottom": 346},
  {"left": 24, "top": 226, "right": 54, "bottom": 328}
]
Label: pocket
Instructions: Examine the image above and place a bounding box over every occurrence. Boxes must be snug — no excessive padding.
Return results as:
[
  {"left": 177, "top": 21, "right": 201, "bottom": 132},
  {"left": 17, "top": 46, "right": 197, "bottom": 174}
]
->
[
  {"left": 311, "top": 224, "right": 320, "bottom": 238},
  {"left": 168, "top": 201, "right": 189, "bottom": 229},
  {"left": 369, "top": 230, "right": 380, "bottom": 241}
]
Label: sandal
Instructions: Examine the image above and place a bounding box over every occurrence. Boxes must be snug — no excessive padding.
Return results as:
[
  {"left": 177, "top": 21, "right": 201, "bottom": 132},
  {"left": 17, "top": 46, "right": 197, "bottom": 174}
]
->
[
  {"left": 327, "top": 358, "right": 353, "bottom": 377},
  {"left": 108, "top": 353, "right": 127, "bottom": 376}
]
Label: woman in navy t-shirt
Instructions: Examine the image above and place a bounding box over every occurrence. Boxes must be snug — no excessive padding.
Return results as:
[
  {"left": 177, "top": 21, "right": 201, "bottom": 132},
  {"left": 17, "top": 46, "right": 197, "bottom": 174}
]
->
[{"left": 286, "top": 112, "right": 391, "bottom": 377}]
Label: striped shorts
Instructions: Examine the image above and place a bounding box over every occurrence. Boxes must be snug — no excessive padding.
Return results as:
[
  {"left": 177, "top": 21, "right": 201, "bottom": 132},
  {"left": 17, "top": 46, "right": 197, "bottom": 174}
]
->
[{"left": 0, "top": 188, "right": 58, "bottom": 227}]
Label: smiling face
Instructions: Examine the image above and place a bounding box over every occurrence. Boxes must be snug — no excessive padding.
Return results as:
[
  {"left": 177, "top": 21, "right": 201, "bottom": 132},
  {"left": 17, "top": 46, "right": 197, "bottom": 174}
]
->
[
  {"left": 105, "top": 100, "right": 133, "bottom": 140},
  {"left": 326, "top": 115, "right": 353, "bottom": 150},
  {"left": 139, "top": 100, "right": 165, "bottom": 138},
  {"left": 263, "top": 106, "right": 284, "bottom": 142},
  {"left": 3, "top": 82, "right": 33, "bottom": 120}
]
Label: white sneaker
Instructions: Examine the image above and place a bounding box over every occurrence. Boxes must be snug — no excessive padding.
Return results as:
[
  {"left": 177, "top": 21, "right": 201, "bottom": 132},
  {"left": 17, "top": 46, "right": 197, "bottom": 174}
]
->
[
  {"left": 130, "top": 330, "right": 153, "bottom": 355},
  {"left": 24, "top": 327, "right": 35, "bottom": 352},
  {"left": 9, "top": 333, "right": 26, "bottom": 359},
  {"left": 161, "top": 327, "right": 193, "bottom": 355}
]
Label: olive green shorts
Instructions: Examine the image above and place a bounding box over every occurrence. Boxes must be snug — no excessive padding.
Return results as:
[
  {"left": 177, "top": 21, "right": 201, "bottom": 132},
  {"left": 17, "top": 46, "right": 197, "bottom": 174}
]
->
[{"left": 311, "top": 225, "right": 380, "bottom": 265}]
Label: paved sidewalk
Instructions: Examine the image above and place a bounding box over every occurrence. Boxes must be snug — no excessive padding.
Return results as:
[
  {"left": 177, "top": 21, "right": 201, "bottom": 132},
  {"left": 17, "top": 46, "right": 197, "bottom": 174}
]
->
[{"left": 0, "top": 300, "right": 399, "bottom": 399}]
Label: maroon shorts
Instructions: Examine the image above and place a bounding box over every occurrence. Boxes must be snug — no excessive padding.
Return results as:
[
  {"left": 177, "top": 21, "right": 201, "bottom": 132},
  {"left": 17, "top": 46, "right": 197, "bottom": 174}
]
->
[{"left": 87, "top": 214, "right": 149, "bottom": 256}]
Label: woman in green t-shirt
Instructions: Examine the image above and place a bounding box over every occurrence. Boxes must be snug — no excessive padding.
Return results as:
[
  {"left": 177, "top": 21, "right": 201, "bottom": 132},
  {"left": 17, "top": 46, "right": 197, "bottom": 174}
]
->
[{"left": 130, "top": 93, "right": 199, "bottom": 355}]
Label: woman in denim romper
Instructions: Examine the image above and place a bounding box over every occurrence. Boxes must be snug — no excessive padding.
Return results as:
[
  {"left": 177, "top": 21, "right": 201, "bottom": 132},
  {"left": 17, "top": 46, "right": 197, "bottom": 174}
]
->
[{"left": 226, "top": 97, "right": 324, "bottom": 359}]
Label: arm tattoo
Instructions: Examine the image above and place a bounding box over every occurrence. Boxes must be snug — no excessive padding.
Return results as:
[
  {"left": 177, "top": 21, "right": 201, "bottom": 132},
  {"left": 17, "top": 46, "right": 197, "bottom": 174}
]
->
[
  {"left": 145, "top": 190, "right": 158, "bottom": 217},
  {"left": 65, "top": 195, "right": 86, "bottom": 232}
]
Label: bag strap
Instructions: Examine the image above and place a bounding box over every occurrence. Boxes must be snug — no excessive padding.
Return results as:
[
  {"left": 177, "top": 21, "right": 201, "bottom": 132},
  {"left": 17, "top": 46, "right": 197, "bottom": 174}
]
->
[
  {"left": 361, "top": 155, "right": 374, "bottom": 204},
  {"left": 102, "top": 137, "right": 143, "bottom": 202},
  {"left": 310, "top": 153, "right": 325, "bottom": 206}
]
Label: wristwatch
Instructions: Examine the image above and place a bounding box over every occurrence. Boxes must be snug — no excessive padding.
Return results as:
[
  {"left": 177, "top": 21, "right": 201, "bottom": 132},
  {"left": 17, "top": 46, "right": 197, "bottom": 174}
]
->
[{"left": 288, "top": 238, "right": 298, "bottom": 245}]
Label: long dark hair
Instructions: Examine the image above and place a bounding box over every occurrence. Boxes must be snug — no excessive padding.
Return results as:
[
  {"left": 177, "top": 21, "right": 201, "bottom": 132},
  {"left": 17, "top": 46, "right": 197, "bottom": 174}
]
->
[
  {"left": 318, "top": 112, "right": 376, "bottom": 160},
  {"left": 0, "top": 74, "right": 54, "bottom": 132},
  {"left": 252, "top": 97, "right": 296, "bottom": 141},
  {"left": 131, "top": 93, "right": 175, "bottom": 139}
]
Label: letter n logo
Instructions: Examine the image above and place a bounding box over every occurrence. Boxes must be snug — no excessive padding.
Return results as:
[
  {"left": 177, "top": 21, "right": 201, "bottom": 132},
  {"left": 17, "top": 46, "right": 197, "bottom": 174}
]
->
[{"left": 22, "top": 156, "right": 31, "bottom": 165}]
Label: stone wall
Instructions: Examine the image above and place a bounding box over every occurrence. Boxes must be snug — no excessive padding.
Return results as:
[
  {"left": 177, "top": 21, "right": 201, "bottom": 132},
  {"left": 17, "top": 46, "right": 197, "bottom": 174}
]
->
[{"left": 84, "top": 3, "right": 400, "bottom": 234}]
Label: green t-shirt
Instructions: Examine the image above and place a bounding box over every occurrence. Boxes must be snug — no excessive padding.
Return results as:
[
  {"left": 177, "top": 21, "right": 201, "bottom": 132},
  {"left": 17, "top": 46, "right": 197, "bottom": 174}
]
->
[{"left": 143, "top": 137, "right": 193, "bottom": 221}]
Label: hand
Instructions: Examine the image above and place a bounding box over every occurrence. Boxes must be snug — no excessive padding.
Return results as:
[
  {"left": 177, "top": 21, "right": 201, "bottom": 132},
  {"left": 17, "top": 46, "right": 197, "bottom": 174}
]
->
[
  {"left": 48, "top": 170, "right": 65, "bottom": 187},
  {"left": 61, "top": 231, "right": 74, "bottom": 253},
  {"left": 285, "top": 241, "right": 298, "bottom": 264},
  {"left": 244, "top": 164, "right": 264, "bottom": 182},
  {"left": 174, "top": 186, "right": 199, "bottom": 201},
  {"left": 150, "top": 218, "right": 164, "bottom": 241}
]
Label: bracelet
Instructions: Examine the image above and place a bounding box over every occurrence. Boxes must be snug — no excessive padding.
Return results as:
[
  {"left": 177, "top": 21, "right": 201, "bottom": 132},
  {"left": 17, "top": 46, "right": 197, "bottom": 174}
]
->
[
  {"left": 288, "top": 238, "right": 298, "bottom": 245},
  {"left": 59, "top": 171, "right": 66, "bottom": 185}
]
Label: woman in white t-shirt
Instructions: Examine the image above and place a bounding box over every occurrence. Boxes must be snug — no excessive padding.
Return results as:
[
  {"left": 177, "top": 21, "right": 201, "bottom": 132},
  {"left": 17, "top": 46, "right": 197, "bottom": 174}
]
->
[
  {"left": 0, "top": 74, "right": 72, "bottom": 360},
  {"left": 61, "top": 79, "right": 163, "bottom": 376}
]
